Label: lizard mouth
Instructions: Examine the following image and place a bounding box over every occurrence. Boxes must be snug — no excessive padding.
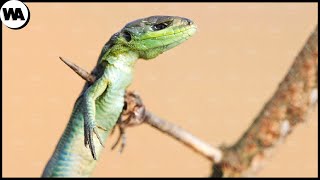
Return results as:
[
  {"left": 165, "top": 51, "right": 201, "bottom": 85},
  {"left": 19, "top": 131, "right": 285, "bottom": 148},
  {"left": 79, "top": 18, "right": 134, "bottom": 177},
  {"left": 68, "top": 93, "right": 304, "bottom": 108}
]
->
[
  {"left": 140, "top": 23, "right": 197, "bottom": 41},
  {"left": 138, "top": 24, "right": 196, "bottom": 59},
  {"left": 140, "top": 24, "right": 197, "bottom": 51},
  {"left": 159, "top": 24, "right": 197, "bottom": 50}
]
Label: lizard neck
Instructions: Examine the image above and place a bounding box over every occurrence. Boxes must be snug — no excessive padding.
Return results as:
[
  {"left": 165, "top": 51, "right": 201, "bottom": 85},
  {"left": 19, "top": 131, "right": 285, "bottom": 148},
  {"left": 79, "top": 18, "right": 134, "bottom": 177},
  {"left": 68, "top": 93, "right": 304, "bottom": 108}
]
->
[
  {"left": 106, "top": 51, "right": 139, "bottom": 73},
  {"left": 100, "top": 44, "right": 139, "bottom": 73}
]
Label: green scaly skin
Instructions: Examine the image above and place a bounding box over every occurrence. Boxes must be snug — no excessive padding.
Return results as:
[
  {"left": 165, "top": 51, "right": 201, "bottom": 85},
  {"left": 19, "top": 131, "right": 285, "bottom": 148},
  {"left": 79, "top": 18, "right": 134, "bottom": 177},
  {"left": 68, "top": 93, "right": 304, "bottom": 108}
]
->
[{"left": 42, "top": 16, "right": 197, "bottom": 177}]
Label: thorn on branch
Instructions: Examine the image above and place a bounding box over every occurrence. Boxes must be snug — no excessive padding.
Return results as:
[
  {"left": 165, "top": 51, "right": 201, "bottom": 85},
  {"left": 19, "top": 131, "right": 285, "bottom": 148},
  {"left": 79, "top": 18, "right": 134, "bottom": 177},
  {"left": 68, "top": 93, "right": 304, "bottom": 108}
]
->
[{"left": 59, "top": 57, "right": 96, "bottom": 83}]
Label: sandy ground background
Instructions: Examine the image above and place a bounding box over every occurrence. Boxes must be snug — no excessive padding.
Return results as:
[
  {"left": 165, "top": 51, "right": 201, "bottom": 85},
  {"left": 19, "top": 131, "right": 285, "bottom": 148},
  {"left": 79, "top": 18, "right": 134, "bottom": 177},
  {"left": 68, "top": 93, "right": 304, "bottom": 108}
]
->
[{"left": 2, "top": 3, "right": 318, "bottom": 177}]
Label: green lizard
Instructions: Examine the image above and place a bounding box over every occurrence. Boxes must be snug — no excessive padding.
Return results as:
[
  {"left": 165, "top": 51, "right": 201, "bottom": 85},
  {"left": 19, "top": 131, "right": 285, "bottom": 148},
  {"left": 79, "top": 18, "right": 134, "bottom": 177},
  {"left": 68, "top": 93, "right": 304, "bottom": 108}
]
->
[{"left": 42, "top": 15, "right": 197, "bottom": 177}]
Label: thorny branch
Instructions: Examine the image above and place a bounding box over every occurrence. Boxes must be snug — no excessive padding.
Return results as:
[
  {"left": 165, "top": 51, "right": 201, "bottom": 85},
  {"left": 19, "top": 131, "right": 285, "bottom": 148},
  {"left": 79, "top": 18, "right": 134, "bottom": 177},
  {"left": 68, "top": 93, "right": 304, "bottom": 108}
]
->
[{"left": 59, "top": 24, "right": 318, "bottom": 177}]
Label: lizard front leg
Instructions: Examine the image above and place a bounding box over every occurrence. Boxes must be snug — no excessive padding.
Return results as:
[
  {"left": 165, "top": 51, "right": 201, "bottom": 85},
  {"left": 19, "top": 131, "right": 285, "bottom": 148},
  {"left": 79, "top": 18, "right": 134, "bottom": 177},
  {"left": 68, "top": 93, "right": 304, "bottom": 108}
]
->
[{"left": 83, "top": 76, "right": 109, "bottom": 160}]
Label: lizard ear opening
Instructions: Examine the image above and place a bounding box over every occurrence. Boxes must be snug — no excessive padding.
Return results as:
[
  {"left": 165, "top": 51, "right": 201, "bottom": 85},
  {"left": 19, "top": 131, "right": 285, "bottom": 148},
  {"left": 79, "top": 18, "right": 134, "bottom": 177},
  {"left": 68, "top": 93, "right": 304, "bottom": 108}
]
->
[{"left": 123, "top": 31, "right": 132, "bottom": 42}]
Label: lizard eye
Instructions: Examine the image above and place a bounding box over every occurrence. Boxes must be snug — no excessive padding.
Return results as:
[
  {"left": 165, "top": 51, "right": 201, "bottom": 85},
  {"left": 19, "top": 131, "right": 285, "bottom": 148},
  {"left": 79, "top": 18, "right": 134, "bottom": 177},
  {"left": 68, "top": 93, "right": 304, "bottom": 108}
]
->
[
  {"left": 152, "top": 22, "right": 169, "bottom": 31},
  {"left": 123, "top": 31, "right": 132, "bottom": 42}
]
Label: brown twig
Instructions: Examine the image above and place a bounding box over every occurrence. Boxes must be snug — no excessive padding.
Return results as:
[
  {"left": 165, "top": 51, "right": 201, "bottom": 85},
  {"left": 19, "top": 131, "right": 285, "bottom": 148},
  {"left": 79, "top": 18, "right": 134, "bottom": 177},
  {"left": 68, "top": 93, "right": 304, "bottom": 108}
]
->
[
  {"left": 211, "top": 25, "right": 318, "bottom": 177},
  {"left": 59, "top": 57, "right": 96, "bottom": 83},
  {"left": 59, "top": 57, "right": 222, "bottom": 162},
  {"left": 143, "top": 109, "right": 223, "bottom": 162}
]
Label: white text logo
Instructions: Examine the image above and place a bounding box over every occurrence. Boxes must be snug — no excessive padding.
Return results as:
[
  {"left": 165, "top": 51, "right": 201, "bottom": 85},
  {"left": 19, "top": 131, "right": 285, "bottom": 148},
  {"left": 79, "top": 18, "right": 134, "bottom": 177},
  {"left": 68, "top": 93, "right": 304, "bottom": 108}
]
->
[{"left": 0, "top": 0, "right": 30, "bottom": 29}]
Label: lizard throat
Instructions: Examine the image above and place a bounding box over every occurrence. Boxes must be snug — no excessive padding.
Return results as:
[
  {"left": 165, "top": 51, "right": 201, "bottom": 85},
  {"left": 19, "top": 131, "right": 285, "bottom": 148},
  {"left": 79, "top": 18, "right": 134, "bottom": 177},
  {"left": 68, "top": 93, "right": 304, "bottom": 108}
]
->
[{"left": 105, "top": 51, "right": 139, "bottom": 73}]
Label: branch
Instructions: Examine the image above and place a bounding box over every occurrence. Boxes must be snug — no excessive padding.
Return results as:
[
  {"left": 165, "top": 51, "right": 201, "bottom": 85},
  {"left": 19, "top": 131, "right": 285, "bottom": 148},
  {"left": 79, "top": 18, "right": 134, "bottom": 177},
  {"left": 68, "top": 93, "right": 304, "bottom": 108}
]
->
[
  {"left": 211, "top": 25, "right": 318, "bottom": 177},
  {"left": 144, "top": 102, "right": 222, "bottom": 162},
  {"left": 58, "top": 57, "right": 222, "bottom": 162}
]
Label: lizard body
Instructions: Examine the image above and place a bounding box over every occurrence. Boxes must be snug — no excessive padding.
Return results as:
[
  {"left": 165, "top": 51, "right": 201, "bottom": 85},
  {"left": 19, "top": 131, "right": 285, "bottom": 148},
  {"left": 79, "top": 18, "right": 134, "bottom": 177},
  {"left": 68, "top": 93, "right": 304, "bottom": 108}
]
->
[{"left": 42, "top": 16, "right": 197, "bottom": 177}]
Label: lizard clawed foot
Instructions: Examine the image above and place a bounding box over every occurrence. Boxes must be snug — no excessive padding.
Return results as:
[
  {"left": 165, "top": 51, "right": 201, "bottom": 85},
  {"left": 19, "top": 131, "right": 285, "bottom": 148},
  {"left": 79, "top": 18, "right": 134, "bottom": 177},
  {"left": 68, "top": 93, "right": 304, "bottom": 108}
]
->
[
  {"left": 110, "top": 91, "right": 146, "bottom": 154},
  {"left": 84, "top": 122, "right": 105, "bottom": 160},
  {"left": 111, "top": 125, "right": 126, "bottom": 153}
]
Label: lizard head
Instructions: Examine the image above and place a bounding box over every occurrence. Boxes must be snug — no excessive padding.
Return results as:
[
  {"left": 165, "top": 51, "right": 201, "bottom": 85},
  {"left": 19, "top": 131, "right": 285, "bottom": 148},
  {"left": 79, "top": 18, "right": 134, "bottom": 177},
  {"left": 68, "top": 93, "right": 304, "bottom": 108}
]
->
[{"left": 110, "top": 16, "right": 197, "bottom": 60}]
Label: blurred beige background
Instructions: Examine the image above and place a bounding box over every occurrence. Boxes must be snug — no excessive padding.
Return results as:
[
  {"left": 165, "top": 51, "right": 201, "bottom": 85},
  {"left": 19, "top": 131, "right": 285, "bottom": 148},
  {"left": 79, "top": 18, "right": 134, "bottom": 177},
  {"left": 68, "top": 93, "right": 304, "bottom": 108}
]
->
[{"left": 2, "top": 3, "right": 318, "bottom": 177}]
